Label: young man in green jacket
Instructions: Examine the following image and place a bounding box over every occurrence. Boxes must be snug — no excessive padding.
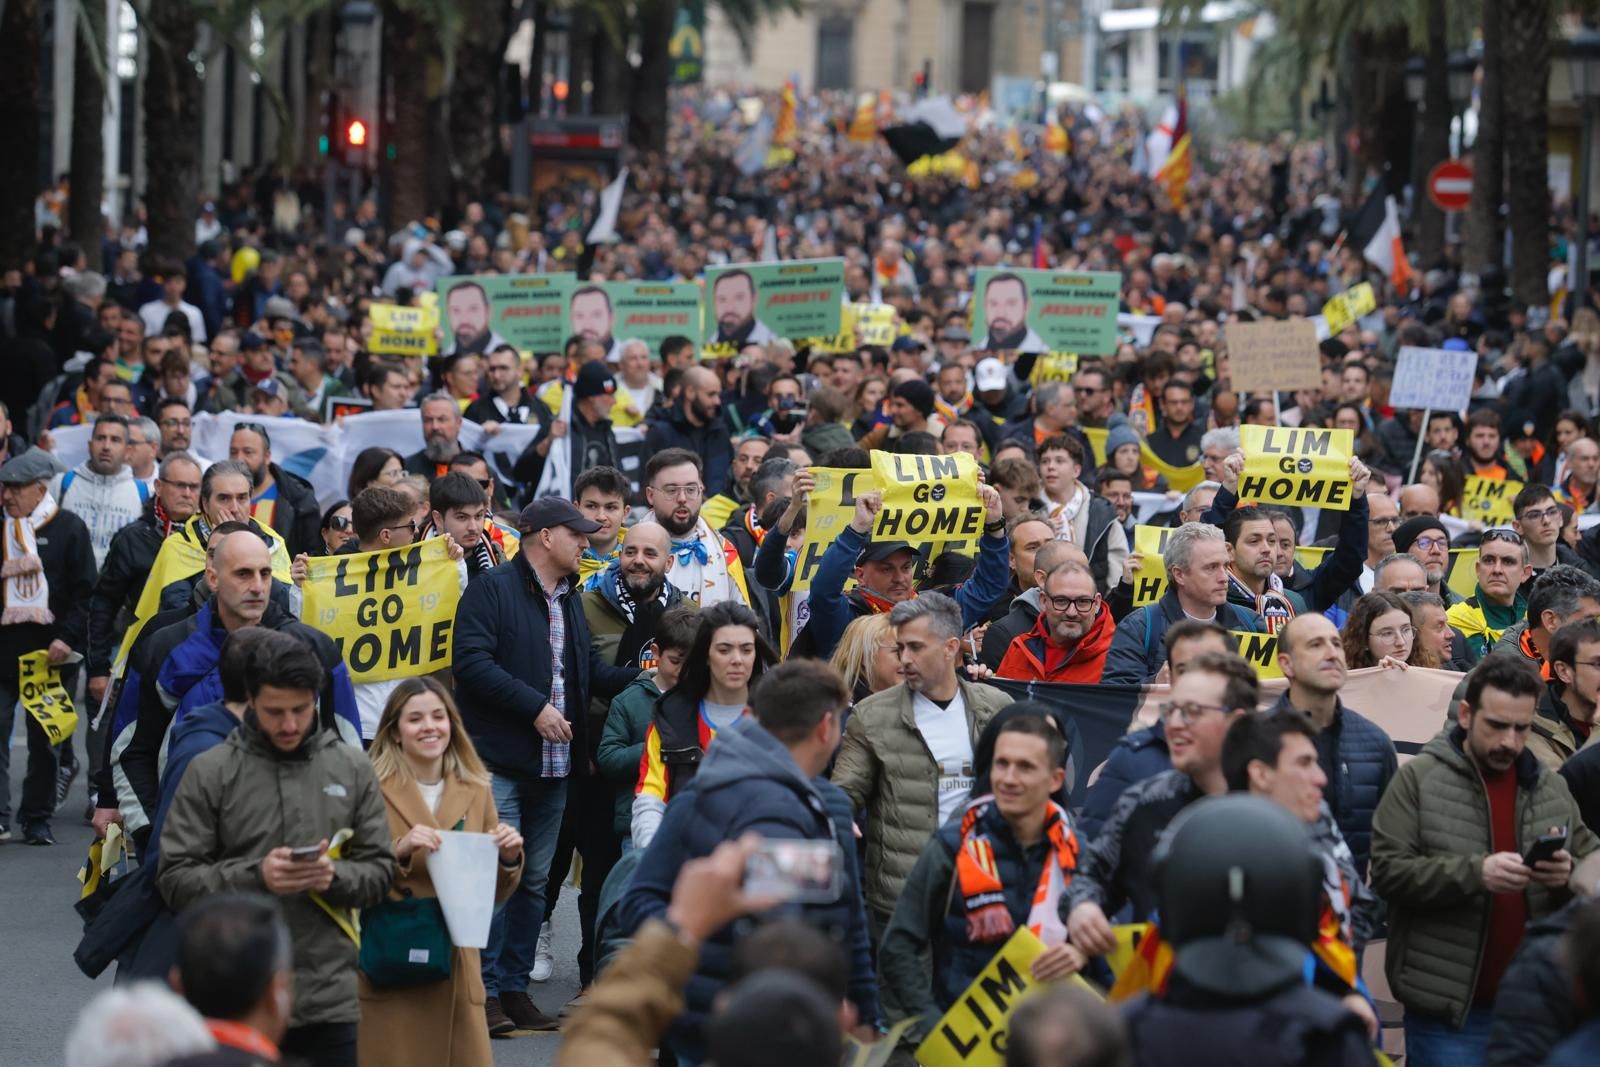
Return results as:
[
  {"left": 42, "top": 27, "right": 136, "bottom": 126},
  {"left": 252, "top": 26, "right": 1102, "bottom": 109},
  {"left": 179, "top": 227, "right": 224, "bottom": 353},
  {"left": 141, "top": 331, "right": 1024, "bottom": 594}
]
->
[{"left": 1371, "top": 652, "right": 1599, "bottom": 1066}]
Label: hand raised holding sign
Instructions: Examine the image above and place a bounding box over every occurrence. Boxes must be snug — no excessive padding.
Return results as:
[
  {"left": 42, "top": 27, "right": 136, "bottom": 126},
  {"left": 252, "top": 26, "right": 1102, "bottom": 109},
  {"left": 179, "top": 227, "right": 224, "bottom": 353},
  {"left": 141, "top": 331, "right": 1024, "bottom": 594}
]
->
[
  {"left": 978, "top": 483, "right": 1002, "bottom": 525},
  {"left": 1219, "top": 450, "right": 1244, "bottom": 493},
  {"left": 1349, "top": 457, "right": 1372, "bottom": 498},
  {"left": 849, "top": 489, "right": 884, "bottom": 534}
]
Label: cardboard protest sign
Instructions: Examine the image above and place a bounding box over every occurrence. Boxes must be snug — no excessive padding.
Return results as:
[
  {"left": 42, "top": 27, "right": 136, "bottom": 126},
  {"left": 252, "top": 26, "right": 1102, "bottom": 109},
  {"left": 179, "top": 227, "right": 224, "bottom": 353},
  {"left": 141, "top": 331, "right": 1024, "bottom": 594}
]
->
[
  {"left": 1239, "top": 426, "right": 1356, "bottom": 511},
  {"left": 914, "top": 928, "right": 1099, "bottom": 1067},
  {"left": 872, "top": 451, "right": 985, "bottom": 550},
  {"left": 1232, "top": 630, "right": 1284, "bottom": 680},
  {"left": 1460, "top": 476, "right": 1521, "bottom": 527},
  {"left": 1226, "top": 318, "right": 1321, "bottom": 394},
  {"left": 598, "top": 281, "right": 704, "bottom": 351},
  {"left": 436, "top": 273, "right": 573, "bottom": 355},
  {"left": 971, "top": 269, "right": 1120, "bottom": 355},
  {"left": 797, "top": 467, "right": 871, "bottom": 593},
  {"left": 1321, "top": 282, "right": 1377, "bottom": 336},
  {"left": 702, "top": 259, "right": 844, "bottom": 350},
  {"left": 302, "top": 538, "right": 462, "bottom": 683},
  {"left": 368, "top": 303, "right": 439, "bottom": 357},
  {"left": 1131, "top": 525, "right": 1172, "bottom": 606},
  {"left": 1391, "top": 345, "right": 1477, "bottom": 412}
]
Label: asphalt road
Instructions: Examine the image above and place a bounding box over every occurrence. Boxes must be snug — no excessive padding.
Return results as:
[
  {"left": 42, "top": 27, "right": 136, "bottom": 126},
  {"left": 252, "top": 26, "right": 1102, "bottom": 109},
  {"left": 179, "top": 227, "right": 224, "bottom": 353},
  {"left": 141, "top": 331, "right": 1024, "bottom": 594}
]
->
[{"left": 1, "top": 721, "right": 582, "bottom": 1067}]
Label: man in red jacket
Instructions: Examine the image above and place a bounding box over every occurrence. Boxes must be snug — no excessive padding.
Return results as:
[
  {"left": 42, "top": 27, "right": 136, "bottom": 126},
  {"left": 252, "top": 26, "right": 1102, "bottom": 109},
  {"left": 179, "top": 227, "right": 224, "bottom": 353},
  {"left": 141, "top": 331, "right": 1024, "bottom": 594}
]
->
[{"left": 996, "top": 560, "right": 1114, "bottom": 683}]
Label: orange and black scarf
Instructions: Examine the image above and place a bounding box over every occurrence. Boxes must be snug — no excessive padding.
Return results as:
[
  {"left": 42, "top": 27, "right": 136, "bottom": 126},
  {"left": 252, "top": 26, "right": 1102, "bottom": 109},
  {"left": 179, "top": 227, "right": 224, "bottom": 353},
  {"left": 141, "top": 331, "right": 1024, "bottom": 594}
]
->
[{"left": 954, "top": 796, "right": 1078, "bottom": 944}]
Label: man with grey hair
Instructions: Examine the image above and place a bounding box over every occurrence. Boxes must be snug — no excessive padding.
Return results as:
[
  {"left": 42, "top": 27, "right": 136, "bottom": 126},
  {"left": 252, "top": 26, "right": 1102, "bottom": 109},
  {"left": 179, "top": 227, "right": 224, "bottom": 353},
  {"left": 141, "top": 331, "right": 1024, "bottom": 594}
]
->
[
  {"left": 1374, "top": 553, "right": 1429, "bottom": 593},
  {"left": 63, "top": 983, "right": 215, "bottom": 1067},
  {"left": 404, "top": 392, "right": 466, "bottom": 483},
  {"left": 1199, "top": 426, "right": 1239, "bottom": 485},
  {"left": 1177, "top": 480, "right": 1220, "bottom": 525},
  {"left": 1104, "top": 523, "right": 1266, "bottom": 685},
  {"left": 832, "top": 591, "right": 1012, "bottom": 933}
]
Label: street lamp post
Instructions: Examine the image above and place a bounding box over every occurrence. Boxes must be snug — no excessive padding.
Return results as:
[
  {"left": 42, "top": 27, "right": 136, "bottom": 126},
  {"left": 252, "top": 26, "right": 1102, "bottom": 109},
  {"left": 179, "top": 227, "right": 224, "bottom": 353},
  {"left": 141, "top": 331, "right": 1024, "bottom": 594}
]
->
[
  {"left": 1447, "top": 50, "right": 1476, "bottom": 154},
  {"left": 1569, "top": 30, "right": 1600, "bottom": 308}
]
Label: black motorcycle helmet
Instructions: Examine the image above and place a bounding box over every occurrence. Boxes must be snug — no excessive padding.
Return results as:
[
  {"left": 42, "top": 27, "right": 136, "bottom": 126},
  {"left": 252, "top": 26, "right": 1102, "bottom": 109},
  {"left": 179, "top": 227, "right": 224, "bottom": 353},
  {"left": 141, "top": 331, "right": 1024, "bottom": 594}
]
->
[{"left": 1152, "top": 794, "right": 1322, "bottom": 998}]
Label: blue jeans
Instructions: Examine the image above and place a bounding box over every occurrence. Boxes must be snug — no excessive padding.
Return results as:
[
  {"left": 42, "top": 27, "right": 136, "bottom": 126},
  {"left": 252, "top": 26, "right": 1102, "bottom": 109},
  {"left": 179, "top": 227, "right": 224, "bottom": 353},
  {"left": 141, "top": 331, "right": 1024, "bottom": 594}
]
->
[
  {"left": 481, "top": 773, "right": 568, "bottom": 998},
  {"left": 1404, "top": 1008, "right": 1492, "bottom": 1067}
]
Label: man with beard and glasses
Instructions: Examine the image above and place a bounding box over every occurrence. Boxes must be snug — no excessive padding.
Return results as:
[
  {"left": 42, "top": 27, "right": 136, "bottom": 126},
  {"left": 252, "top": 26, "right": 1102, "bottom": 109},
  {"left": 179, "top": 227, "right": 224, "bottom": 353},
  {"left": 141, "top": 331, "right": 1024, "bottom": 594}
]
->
[
  {"left": 708, "top": 270, "right": 774, "bottom": 347},
  {"left": 645, "top": 366, "right": 734, "bottom": 498},
  {"left": 570, "top": 285, "right": 621, "bottom": 364},
  {"left": 228, "top": 423, "right": 321, "bottom": 559},
  {"left": 443, "top": 280, "right": 508, "bottom": 357},
  {"left": 1372, "top": 653, "right": 1597, "bottom": 1064},
  {"left": 645, "top": 449, "right": 751, "bottom": 610},
  {"left": 52, "top": 414, "right": 146, "bottom": 568},
  {"left": 404, "top": 392, "right": 467, "bottom": 484},
  {"left": 980, "top": 272, "right": 1046, "bottom": 353}
]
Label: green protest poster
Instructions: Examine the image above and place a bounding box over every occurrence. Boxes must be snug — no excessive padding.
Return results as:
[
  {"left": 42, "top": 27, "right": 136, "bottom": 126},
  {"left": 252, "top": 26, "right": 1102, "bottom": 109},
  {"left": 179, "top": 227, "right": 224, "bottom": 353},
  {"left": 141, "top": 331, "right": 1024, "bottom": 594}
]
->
[
  {"left": 596, "top": 281, "right": 704, "bottom": 352},
  {"left": 970, "top": 268, "right": 1121, "bottom": 355},
  {"left": 702, "top": 259, "right": 844, "bottom": 351},
  {"left": 436, "top": 273, "right": 573, "bottom": 356}
]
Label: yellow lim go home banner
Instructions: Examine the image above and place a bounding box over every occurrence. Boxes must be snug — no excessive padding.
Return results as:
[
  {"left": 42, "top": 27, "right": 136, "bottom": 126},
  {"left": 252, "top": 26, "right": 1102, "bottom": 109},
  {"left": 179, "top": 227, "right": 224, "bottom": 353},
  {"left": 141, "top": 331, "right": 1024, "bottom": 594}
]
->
[
  {"left": 1460, "top": 476, "right": 1522, "bottom": 527},
  {"left": 302, "top": 537, "right": 461, "bottom": 683},
  {"left": 914, "top": 927, "right": 1100, "bottom": 1067},
  {"left": 368, "top": 303, "right": 440, "bottom": 357},
  {"left": 797, "top": 466, "right": 871, "bottom": 593},
  {"left": 872, "top": 450, "right": 984, "bottom": 548},
  {"left": 1232, "top": 629, "right": 1284, "bottom": 680},
  {"left": 1238, "top": 425, "right": 1356, "bottom": 511},
  {"left": 1131, "top": 525, "right": 1172, "bottom": 606}
]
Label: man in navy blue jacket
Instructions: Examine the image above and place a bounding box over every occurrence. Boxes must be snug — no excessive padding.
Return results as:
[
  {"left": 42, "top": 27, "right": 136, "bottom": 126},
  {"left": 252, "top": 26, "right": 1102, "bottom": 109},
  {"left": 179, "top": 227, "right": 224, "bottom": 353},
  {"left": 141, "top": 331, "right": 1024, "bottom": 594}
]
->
[
  {"left": 619, "top": 659, "right": 879, "bottom": 1064},
  {"left": 453, "top": 496, "right": 641, "bottom": 1035},
  {"left": 792, "top": 469, "right": 1010, "bottom": 660}
]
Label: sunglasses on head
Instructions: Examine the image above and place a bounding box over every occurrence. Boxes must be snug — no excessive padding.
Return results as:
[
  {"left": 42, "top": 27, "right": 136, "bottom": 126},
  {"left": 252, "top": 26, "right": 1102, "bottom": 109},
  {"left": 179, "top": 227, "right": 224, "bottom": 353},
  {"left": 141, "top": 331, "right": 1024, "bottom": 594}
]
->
[{"left": 1481, "top": 527, "right": 1524, "bottom": 546}]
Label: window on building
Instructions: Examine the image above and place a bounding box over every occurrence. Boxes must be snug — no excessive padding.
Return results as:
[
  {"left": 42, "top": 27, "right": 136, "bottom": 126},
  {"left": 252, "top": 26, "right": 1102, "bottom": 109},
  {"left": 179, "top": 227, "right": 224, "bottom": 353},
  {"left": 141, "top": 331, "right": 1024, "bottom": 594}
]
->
[{"left": 816, "top": 17, "right": 854, "bottom": 91}]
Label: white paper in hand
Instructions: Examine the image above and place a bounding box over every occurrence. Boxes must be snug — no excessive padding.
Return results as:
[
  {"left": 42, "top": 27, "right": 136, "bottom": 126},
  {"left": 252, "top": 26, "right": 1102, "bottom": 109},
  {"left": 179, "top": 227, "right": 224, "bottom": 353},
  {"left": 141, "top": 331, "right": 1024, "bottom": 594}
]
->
[{"left": 425, "top": 830, "right": 499, "bottom": 949}]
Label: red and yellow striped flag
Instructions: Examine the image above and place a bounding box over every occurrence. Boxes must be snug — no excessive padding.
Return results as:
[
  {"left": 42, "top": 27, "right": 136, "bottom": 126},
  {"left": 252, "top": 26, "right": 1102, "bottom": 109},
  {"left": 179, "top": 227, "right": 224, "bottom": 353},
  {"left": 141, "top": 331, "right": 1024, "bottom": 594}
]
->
[
  {"left": 773, "top": 78, "right": 798, "bottom": 146},
  {"left": 1157, "top": 86, "right": 1191, "bottom": 210}
]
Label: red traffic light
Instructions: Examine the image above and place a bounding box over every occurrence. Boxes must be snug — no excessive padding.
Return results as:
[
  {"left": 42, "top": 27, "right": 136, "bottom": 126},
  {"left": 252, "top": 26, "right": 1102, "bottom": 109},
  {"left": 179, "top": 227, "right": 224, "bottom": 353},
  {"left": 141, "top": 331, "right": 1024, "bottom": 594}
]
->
[{"left": 346, "top": 119, "right": 368, "bottom": 147}]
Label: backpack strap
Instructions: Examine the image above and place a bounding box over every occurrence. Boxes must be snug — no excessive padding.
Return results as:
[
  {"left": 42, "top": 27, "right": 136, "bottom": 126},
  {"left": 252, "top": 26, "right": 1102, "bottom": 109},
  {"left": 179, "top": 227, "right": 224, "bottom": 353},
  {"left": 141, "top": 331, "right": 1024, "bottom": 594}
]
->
[
  {"left": 135, "top": 479, "right": 150, "bottom": 507},
  {"left": 60, "top": 470, "right": 76, "bottom": 501}
]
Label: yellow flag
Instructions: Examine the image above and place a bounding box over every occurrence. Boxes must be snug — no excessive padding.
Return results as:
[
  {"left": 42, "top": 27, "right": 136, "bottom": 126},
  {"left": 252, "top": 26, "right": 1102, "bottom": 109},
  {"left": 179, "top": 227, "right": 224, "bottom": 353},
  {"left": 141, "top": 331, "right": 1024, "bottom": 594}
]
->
[{"left": 1139, "top": 441, "right": 1204, "bottom": 492}]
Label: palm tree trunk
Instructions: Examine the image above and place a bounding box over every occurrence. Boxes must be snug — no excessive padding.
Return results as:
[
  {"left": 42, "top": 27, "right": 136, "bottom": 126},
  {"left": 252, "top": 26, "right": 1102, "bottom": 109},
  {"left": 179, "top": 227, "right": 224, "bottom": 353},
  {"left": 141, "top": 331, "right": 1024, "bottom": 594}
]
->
[
  {"left": 383, "top": 4, "right": 431, "bottom": 227},
  {"left": 448, "top": 0, "right": 505, "bottom": 198},
  {"left": 1462, "top": 0, "right": 1504, "bottom": 278},
  {"left": 0, "top": 0, "right": 42, "bottom": 269},
  {"left": 628, "top": 0, "right": 674, "bottom": 152},
  {"left": 143, "top": 0, "right": 202, "bottom": 264},
  {"left": 70, "top": 1, "right": 108, "bottom": 256},
  {"left": 1413, "top": 0, "right": 1451, "bottom": 271},
  {"left": 1504, "top": 0, "right": 1551, "bottom": 308}
]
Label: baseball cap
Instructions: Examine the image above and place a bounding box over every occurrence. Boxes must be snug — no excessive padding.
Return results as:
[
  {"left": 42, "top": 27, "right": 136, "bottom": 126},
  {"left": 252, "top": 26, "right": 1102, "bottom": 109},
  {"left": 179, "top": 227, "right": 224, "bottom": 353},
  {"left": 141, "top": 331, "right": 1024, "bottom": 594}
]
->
[
  {"left": 518, "top": 497, "right": 602, "bottom": 534},
  {"left": 941, "top": 325, "right": 971, "bottom": 343},
  {"left": 858, "top": 540, "right": 920, "bottom": 564},
  {"left": 974, "top": 357, "right": 1007, "bottom": 392},
  {"left": 891, "top": 335, "right": 926, "bottom": 353},
  {"left": 252, "top": 378, "right": 284, "bottom": 399},
  {"left": 574, "top": 361, "right": 617, "bottom": 400}
]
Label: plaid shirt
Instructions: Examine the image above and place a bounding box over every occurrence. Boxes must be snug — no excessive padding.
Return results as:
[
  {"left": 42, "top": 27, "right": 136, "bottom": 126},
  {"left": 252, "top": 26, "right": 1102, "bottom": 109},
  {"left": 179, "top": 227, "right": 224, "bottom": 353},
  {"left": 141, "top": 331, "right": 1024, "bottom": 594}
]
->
[{"left": 533, "top": 570, "right": 573, "bottom": 778}]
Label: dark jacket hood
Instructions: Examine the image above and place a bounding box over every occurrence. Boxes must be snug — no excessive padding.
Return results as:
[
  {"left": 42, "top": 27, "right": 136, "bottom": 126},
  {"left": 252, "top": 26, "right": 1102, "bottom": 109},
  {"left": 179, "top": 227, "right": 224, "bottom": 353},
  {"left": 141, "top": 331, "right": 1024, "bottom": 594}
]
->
[
  {"left": 170, "top": 699, "right": 241, "bottom": 750},
  {"left": 694, "top": 716, "right": 816, "bottom": 801}
]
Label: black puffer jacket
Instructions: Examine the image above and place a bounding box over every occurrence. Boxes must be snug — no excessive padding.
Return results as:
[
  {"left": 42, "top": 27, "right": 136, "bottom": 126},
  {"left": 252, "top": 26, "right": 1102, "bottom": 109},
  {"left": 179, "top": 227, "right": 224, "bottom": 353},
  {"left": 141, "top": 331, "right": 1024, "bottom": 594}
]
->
[
  {"left": 1273, "top": 691, "right": 1398, "bottom": 879},
  {"left": 1485, "top": 901, "right": 1581, "bottom": 1067}
]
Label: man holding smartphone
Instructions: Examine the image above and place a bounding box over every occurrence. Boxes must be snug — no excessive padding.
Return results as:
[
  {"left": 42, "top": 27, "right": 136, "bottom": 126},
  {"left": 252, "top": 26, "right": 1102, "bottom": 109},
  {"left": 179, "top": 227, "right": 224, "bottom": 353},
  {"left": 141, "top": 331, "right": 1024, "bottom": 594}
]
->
[{"left": 1371, "top": 653, "right": 1599, "bottom": 1066}]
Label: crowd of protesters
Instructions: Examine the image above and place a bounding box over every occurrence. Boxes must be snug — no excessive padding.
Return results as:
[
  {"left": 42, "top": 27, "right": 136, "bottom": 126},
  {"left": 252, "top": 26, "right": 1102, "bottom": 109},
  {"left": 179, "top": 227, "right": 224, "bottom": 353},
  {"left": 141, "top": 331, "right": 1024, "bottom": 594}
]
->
[{"left": 10, "top": 83, "right": 1600, "bottom": 1067}]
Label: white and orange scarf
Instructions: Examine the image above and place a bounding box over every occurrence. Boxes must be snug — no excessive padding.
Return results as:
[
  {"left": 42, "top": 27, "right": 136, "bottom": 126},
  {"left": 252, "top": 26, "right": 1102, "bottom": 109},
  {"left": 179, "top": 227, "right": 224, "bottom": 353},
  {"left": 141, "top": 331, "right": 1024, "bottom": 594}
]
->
[{"left": 1, "top": 493, "right": 58, "bottom": 624}]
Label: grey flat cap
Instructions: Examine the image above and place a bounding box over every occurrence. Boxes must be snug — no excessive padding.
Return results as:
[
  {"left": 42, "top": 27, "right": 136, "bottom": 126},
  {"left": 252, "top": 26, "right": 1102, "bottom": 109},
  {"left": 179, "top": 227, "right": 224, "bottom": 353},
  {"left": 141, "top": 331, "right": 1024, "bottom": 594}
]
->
[{"left": 0, "top": 448, "right": 65, "bottom": 485}]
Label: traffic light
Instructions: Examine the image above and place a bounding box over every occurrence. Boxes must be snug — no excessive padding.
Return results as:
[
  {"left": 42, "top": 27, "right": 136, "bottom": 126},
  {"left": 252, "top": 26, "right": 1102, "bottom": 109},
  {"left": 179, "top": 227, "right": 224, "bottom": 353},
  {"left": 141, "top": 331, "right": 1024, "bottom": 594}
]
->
[
  {"left": 341, "top": 116, "right": 371, "bottom": 167},
  {"left": 318, "top": 90, "right": 341, "bottom": 156},
  {"left": 347, "top": 119, "right": 367, "bottom": 148}
]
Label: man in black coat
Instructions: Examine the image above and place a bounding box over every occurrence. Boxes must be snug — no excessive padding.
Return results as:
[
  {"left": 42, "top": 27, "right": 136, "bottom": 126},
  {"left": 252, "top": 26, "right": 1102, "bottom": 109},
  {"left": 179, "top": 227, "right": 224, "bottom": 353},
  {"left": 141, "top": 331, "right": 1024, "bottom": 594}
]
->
[
  {"left": 452, "top": 497, "right": 640, "bottom": 1033},
  {"left": 644, "top": 366, "right": 733, "bottom": 498},
  {"left": 0, "top": 449, "right": 97, "bottom": 845},
  {"left": 226, "top": 423, "right": 321, "bottom": 558}
]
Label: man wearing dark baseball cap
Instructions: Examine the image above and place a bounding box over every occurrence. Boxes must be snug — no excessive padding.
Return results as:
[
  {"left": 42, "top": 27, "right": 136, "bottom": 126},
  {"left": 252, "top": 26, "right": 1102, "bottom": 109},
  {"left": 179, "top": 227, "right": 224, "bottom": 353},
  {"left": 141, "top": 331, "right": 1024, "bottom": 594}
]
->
[
  {"left": 513, "top": 361, "right": 621, "bottom": 501},
  {"left": 453, "top": 490, "right": 639, "bottom": 1033}
]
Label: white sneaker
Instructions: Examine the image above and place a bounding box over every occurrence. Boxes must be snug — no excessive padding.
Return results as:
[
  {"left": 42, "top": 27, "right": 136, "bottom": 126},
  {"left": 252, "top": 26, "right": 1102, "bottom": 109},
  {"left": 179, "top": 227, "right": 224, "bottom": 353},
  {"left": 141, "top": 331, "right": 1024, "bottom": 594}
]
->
[{"left": 530, "top": 921, "right": 554, "bottom": 982}]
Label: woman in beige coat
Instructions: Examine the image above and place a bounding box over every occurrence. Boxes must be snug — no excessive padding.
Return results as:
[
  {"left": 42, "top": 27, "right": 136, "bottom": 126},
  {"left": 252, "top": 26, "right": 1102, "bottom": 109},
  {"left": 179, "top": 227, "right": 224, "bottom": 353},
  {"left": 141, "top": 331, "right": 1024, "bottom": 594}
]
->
[{"left": 358, "top": 677, "right": 524, "bottom": 1067}]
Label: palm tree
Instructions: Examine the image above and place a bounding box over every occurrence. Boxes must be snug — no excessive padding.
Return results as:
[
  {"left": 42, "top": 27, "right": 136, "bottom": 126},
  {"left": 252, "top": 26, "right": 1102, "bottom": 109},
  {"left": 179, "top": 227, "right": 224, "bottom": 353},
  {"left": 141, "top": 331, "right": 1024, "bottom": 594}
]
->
[
  {"left": 142, "top": 0, "right": 203, "bottom": 263},
  {"left": 1462, "top": 2, "right": 1502, "bottom": 278},
  {"left": 1504, "top": 0, "right": 1551, "bottom": 308},
  {"left": 0, "top": 0, "right": 41, "bottom": 269},
  {"left": 1412, "top": 0, "right": 1451, "bottom": 270},
  {"left": 69, "top": 0, "right": 109, "bottom": 255}
]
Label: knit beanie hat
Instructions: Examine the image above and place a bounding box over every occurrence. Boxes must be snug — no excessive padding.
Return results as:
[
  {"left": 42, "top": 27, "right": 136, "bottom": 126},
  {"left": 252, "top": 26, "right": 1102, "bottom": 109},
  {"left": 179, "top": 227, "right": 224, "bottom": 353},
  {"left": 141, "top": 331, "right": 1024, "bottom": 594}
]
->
[{"left": 894, "top": 379, "right": 937, "bottom": 418}]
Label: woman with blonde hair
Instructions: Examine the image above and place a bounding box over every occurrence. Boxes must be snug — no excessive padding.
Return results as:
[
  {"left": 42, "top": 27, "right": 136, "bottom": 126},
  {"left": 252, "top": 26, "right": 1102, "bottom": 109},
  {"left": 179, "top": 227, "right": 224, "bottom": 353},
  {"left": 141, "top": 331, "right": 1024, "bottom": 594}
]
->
[
  {"left": 358, "top": 677, "right": 527, "bottom": 1064},
  {"left": 829, "top": 612, "right": 901, "bottom": 704}
]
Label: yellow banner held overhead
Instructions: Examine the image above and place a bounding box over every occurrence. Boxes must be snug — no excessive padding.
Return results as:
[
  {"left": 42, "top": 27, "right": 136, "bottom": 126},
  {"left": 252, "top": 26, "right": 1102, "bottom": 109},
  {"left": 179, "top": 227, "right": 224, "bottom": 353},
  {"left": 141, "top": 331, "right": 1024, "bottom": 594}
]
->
[
  {"left": 847, "top": 303, "right": 899, "bottom": 347},
  {"left": 914, "top": 927, "right": 1100, "bottom": 1067},
  {"left": 1138, "top": 441, "right": 1205, "bottom": 493},
  {"left": 368, "top": 303, "right": 440, "bottom": 357},
  {"left": 1029, "top": 353, "right": 1079, "bottom": 387},
  {"left": 19, "top": 650, "right": 77, "bottom": 744},
  {"left": 1232, "top": 630, "right": 1284, "bottom": 680},
  {"left": 796, "top": 467, "right": 870, "bottom": 593},
  {"left": 301, "top": 538, "right": 462, "bottom": 684},
  {"left": 1132, "top": 525, "right": 1172, "bottom": 606},
  {"left": 872, "top": 450, "right": 984, "bottom": 550},
  {"left": 1238, "top": 425, "right": 1355, "bottom": 511},
  {"left": 1460, "top": 476, "right": 1521, "bottom": 528}
]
